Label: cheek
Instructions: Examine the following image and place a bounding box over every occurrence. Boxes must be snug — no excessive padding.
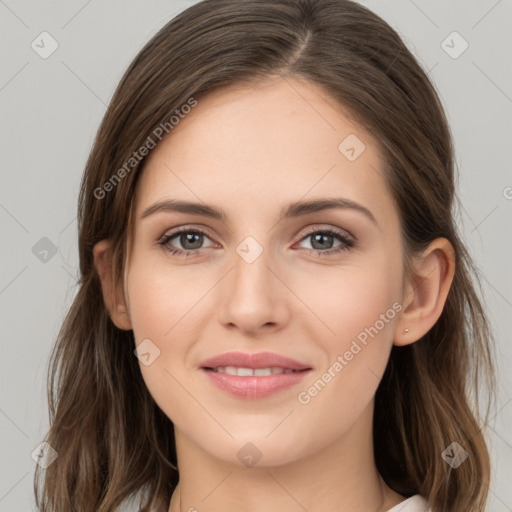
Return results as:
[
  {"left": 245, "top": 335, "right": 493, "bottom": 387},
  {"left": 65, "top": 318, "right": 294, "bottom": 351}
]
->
[
  {"left": 293, "top": 253, "right": 402, "bottom": 349},
  {"left": 126, "top": 253, "right": 208, "bottom": 341},
  {"left": 125, "top": 253, "right": 215, "bottom": 402},
  {"left": 125, "top": 257, "right": 204, "bottom": 425},
  {"left": 292, "top": 254, "right": 402, "bottom": 406},
  {"left": 282, "top": 288, "right": 400, "bottom": 466}
]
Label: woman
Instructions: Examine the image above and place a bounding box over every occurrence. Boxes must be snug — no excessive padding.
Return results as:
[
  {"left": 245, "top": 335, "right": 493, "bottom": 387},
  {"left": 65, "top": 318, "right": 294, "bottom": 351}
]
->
[{"left": 34, "top": 1, "right": 495, "bottom": 511}]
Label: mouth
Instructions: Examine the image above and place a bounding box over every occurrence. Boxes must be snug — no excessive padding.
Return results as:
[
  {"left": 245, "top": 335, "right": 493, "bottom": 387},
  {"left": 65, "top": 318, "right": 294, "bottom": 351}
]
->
[
  {"left": 198, "top": 351, "right": 313, "bottom": 399},
  {"left": 200, "top": 367, "right": 312, "bottom": 400}
]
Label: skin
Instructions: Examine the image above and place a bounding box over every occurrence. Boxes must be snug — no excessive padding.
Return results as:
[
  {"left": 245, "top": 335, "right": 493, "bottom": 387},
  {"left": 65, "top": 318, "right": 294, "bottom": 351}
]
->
[{"left": 94, "top": 76, "right": 455, "bottom": 512}]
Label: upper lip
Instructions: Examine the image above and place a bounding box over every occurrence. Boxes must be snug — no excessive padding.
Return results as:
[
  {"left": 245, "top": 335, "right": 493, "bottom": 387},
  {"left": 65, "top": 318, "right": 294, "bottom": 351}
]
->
[{"left": 199, "top": 351, "right": 312, "bottom": 370}]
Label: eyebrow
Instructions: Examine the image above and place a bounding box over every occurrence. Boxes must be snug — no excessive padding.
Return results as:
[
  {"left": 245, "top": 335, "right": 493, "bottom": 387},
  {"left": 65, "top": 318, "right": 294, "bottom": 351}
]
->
[{"left": 141, "top": 197, "right": 378, "bottom": 227}]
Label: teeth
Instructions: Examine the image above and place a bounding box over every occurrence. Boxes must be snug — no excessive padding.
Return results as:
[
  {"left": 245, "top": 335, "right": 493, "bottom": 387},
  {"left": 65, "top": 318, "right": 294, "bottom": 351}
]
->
[{"left": 212, "top": 366, "right": 298, "bottom": 376}]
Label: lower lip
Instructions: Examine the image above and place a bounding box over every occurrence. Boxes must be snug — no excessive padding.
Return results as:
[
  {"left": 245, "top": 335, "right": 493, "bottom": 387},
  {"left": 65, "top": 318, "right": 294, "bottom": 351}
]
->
[{"left": 201, "top": 368, "right": 311, "bottom": 399}]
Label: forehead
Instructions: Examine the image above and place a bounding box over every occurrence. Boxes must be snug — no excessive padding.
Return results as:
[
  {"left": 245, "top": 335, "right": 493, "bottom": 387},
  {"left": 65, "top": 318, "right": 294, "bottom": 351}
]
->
[{"left": 134, "top": 77, "right": 397, "bottom": 228}]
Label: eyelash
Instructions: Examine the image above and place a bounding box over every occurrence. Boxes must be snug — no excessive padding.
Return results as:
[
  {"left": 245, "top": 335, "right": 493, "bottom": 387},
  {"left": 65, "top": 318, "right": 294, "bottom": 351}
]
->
[{"left": 158, "top": 226, "right": 356, "bottom": 258}]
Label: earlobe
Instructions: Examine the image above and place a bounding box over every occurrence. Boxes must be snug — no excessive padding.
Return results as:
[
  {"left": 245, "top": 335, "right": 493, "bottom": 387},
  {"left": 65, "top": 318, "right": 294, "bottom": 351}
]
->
[
  {"left": 93, "top": 239, "right": 133, "bottom": 331},
  {"left": 394, "top": 238, "right": 455, "bottom": 346}
]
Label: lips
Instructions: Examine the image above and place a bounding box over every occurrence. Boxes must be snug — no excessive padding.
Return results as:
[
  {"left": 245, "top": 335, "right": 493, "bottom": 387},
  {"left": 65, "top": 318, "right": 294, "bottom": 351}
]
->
[
  {"left": 199, "top": 351, "right": 312, "bottom": 371},
  {"left": 199, "top": 351, "right": 313, "bottom": 399}
]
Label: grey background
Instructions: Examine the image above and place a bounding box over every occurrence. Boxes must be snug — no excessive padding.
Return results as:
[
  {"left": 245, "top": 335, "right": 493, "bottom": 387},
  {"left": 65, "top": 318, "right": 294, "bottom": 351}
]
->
[{"left": 1, "top": 0, "right": 511, "bottom": 510}]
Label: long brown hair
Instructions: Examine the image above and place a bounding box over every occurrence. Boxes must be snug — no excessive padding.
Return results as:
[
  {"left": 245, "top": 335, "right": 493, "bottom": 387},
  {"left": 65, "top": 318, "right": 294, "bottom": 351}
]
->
[{"left": 34, "top": 1, "right": 496, "bottom": 511}]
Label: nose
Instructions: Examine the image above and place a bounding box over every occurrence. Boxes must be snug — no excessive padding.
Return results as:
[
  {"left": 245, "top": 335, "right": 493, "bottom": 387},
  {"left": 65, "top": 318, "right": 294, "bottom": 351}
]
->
[{"left": 216, "top": 243, "right": 291, "bottom": 335}]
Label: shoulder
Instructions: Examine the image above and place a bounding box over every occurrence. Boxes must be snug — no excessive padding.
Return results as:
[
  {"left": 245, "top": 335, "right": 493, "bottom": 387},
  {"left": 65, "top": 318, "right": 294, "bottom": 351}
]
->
[{"left": 386, "top": 494, "right": 431, "bottom": 512}]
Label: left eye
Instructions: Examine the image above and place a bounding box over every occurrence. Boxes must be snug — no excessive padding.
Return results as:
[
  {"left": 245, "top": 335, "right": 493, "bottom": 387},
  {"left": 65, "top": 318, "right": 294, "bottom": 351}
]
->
[{"left": 295, "top": 229, "right": 354, "bottom": 253}]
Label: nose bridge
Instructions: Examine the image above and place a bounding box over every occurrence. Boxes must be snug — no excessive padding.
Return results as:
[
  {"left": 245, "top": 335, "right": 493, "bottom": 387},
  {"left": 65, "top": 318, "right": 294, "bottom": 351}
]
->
[
  {"left": 217, "top": 233, "right": 287, "bottom": 331},
  {"left": 231, "top": 234, "right": 275, "bottom": 300}
]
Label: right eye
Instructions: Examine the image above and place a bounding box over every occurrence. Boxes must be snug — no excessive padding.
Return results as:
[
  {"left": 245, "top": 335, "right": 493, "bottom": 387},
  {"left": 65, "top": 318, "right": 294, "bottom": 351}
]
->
[{"left": 158, "top": 228, "right": 217, "bottom": 257}]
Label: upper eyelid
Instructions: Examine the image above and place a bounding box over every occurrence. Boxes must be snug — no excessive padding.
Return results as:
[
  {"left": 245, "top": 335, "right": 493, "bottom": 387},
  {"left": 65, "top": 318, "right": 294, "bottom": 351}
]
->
[
  {"left": 162, "top": 225, "right": 217, "bottom": 241},
  {"left": 300, "top": 225, "right": 354, "bottom": 240}
]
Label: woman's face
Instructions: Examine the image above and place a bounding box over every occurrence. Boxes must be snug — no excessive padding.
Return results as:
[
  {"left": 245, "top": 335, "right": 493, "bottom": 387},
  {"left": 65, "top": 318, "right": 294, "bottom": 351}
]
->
[{"left": 124, "top": 77, "right": 406, "bottom": 466}]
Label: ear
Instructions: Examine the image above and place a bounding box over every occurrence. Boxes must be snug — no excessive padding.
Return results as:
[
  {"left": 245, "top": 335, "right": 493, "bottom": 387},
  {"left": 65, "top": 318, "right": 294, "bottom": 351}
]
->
[
  {"left": 93, "top": 239, "right": 133, "bottom": 331},
  {"left": 394, "top": 237, "right": 455, "bottom": 346}
]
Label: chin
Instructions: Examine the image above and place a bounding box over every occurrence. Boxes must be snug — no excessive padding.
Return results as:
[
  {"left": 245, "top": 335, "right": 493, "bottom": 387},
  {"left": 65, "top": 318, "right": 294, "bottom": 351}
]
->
[{"left": 193, "top": 429, "right": 314, "bottom": 468}]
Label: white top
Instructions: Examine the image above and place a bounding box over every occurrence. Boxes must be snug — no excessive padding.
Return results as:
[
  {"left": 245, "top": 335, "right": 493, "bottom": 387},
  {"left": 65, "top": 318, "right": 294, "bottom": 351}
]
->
[{"left": 386, "top": 495, "right": 430, "bottom": 511}]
